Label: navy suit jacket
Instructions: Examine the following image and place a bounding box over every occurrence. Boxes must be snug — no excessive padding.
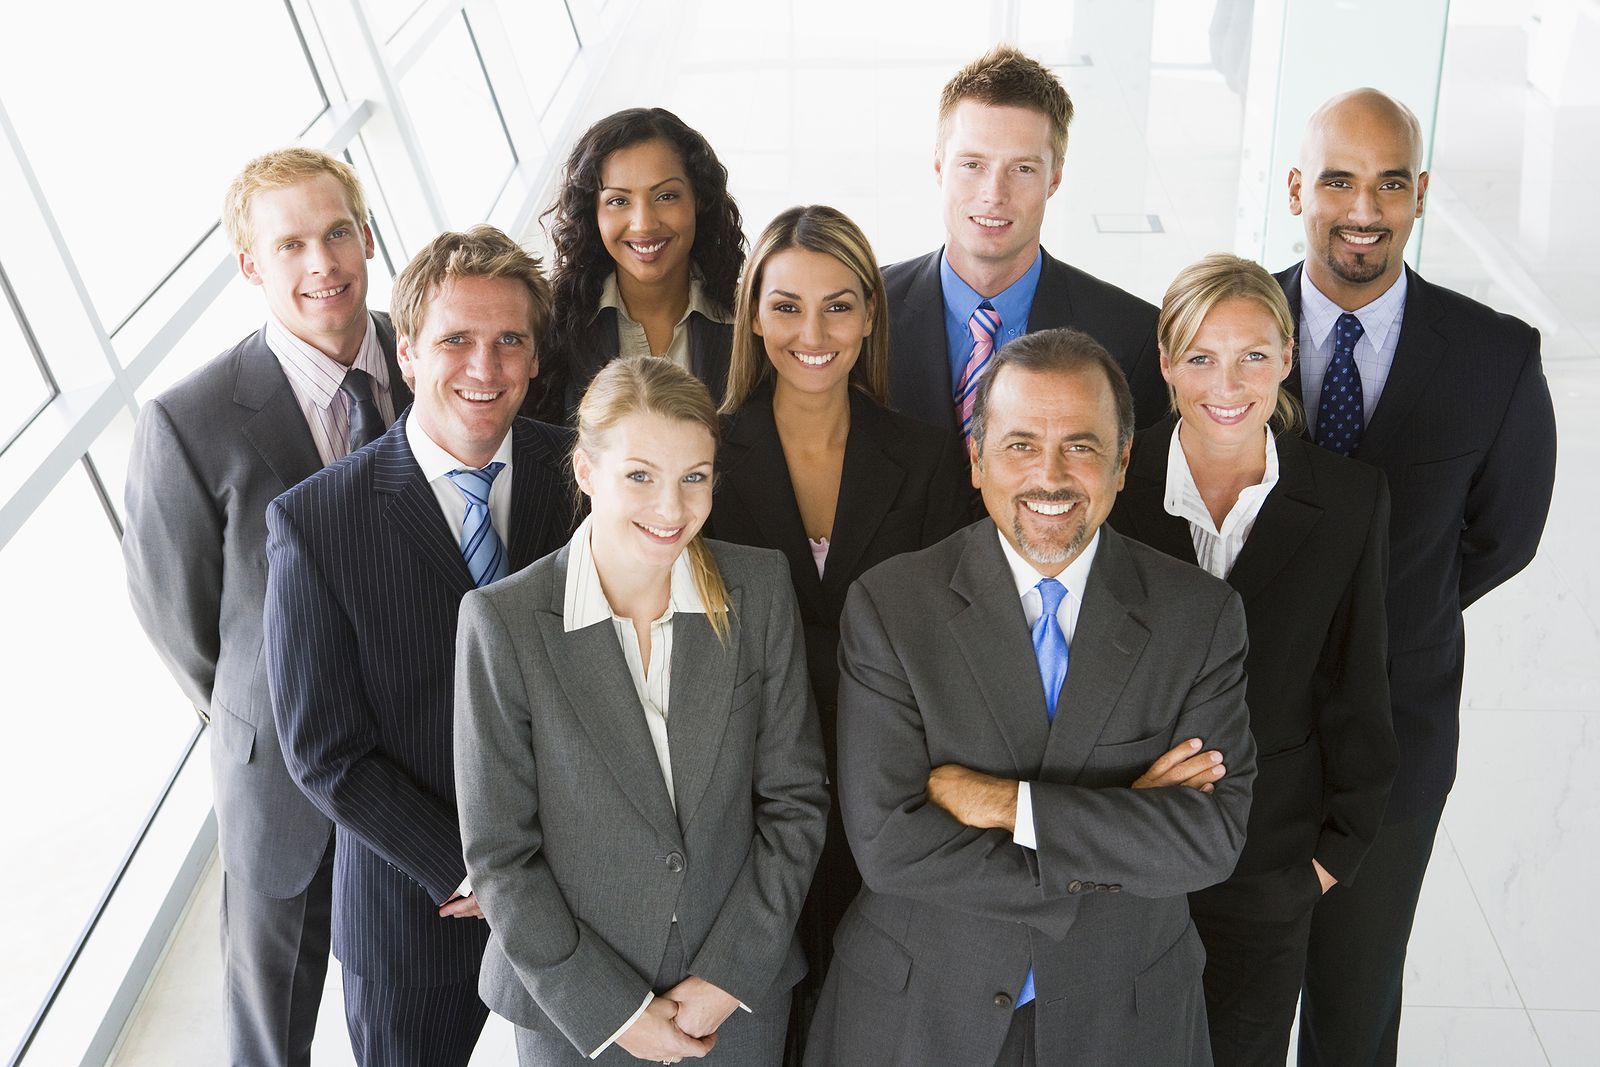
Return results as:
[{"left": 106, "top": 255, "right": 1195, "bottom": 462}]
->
[
  {"left": 1277, "top": 263, "right": 1556, "bottom": 819},
  {"left": 265, "top": 412, "right": 574, "bottom": 985},
  {"left": 882, "top": 247, "right": 1169, "bottom": 433}
]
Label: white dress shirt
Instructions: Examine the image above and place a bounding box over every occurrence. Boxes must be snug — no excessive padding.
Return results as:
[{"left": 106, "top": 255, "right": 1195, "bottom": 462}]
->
[
  {"left": 996, "top": 527, "right": 1101, "bottom": 850},
  {"left": 1164, "top": 421, "right": 1280, "bottom": 580},
  {"left": 596, "top": 271, "right": 732, "bottom": 371},
  {"left": 265, "top": 311, "right": 396, "bottom": 465},
  {"left": 562, "top": 516, "right": 743, "bottom": 1057},
  {"left": 406, "top": 415, "right": 513, "bottom": 903},
  {"left": 1297, "top": 270, "right": 1407, "bottom": 424}
]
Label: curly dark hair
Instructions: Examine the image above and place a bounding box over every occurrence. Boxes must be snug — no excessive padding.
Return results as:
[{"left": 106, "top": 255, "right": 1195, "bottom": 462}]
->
[{"left": 541, "top": 108, "right": 745, "bottom": 378}]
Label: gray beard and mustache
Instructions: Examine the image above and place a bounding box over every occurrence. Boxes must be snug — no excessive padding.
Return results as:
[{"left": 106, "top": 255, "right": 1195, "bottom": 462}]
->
[{"left": 1010, "top": 488, "right": 1089, "bottom": 567}]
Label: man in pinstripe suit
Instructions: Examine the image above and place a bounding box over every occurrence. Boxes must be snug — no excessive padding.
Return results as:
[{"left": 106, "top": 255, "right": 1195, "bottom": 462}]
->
[{"left": 265, "top": 226, "right": 574, "bottom": 1066}]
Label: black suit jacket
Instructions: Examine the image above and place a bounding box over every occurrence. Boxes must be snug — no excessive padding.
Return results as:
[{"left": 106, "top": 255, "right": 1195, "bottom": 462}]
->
[
  {"left": 527, "top": 305, "right": 734, "bottom": 424},
  {"left": 1111, "top": 420, "right": 1397, "bottom": 889},
  {"left": 708, "top": 386, "right": 972, "bottom": 767},
  {"left": 264, "top": 413, "right": 574, "bottom": 985},
  {"left": 1277, "top": 263, "right": 1556, "bottom": 819},
  {"left": 882, "top": 247, "right": 1168, "bottom": 432}
]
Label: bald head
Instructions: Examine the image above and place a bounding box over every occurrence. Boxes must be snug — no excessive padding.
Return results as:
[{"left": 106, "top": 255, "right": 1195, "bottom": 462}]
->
[
  {"left": 1301, "top": 88, "right": 1424, "bottom": 173},
  {"left": 1289, "top": 88, "right": 1429, "bottom": 310}
]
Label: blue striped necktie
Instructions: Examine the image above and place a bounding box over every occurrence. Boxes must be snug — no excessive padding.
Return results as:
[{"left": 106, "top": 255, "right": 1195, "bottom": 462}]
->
[
  {"left": 445, "top": 463, "right": 508, "bottom": 587},
  {"left": 1315, "top": 312, "right": 1365, "bottom": 456},
  {"left": 1018, "top": 576, "right": 1070, "bottom": 1009}
]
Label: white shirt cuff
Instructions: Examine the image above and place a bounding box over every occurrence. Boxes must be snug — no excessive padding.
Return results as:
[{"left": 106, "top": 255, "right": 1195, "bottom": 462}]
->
[
  {"left": 1013, "top": 781, "right": 1037, "bottom": 850},
  {"left": 592, "top": 992, "right": 654, "bottom": 1058},
  {"left": 453, "top": 875, "right": 472, "bottom": 899}
]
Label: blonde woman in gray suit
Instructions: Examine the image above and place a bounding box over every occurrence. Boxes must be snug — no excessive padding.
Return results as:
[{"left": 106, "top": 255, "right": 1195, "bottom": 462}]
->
[{"left": 454, "top": 355, "right": 828, "bottom": 1064}]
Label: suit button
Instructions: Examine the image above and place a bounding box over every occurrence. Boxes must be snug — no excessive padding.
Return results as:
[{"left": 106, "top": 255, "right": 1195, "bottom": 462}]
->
[
  {"left": 1067, "top": 879, "right": 1083, "bottom": 894},
  {"left": 993, "top": 992, "right": 1013, "bottom": 1009},
  {"left": 665, "top": 852, "right": 685, "bottom": 873},
  {"left": 1108, "top": 884, "right": 1122, "bottom": 892},
  {"left": 1093, "top": 883, "right": 1109, "bottom": 892}
]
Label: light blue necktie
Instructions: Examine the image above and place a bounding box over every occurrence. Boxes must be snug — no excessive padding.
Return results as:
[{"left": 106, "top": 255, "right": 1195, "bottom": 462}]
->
[
  {"left": 445, "top": 463, "right": 508, "bottom": 588},
  {"left": 1316, "top": 312, "right": 1365, "bottom": 457},
  {"left": 1018, "top": 576, "right": 1070, "bottom": 1009}
]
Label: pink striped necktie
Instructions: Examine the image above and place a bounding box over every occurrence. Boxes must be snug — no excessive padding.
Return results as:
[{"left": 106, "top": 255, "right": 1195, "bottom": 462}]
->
[{"left": 954, "top": 301, "right": 1000, "bottom": 443}]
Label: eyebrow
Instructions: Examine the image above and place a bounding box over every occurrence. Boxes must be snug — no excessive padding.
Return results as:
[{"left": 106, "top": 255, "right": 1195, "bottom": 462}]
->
[
  {"left": 599, "top": 176, "right": 687, "bottom": 194},
  {"left": 273, "top": 217, "right": 357, "bottom": 244},
  {"left": 767, "top": 287, "right": 860, "bottom": 301},
  {"left": 1317, "top": 167, "right": 1413, "bottom": 181}
]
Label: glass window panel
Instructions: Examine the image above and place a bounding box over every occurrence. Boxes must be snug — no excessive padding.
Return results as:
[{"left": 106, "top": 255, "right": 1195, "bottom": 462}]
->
[
  {"left": 0, "top": 460, "right": 195, "bottom": 1053},
  {"left": 499, "top": 1, "right": 580, "bottom": 113},
  {"left": 366, "top": 0, "right": 428, "bottom": 41},
  {"left": 0, "top": 1, "right": 326, "bottom": 333},
  {"left": 0, "top": 273, "right": 54, "bottom": 451},
  {"left": 401, "top": 13, "right": 517, "bottom": 224}
]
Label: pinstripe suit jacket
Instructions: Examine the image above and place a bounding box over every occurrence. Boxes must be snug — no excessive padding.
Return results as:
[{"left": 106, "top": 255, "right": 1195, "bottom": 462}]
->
[{"left": 265, "top": 412, "right": 574, "bottom": 985}]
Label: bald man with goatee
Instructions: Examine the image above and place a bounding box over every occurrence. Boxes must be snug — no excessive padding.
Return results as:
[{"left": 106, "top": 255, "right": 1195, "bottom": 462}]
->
[{"left": 1276, "top": 89, "right": 1556, "bottom": 1066}]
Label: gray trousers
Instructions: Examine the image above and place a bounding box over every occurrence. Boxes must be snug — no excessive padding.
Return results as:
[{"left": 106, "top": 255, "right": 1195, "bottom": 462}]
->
[
  {"left": 515, "top": 923, "right": 790, "bottom": 1065},
  {"left": 220, "top": 837, "right": 333, "bottom": 1067}
]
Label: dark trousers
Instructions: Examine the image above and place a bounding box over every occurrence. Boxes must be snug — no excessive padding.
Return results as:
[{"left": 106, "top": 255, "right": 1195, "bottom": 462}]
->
[
  {"left": 1190, "top": 865, "right": 1321, "bottom": 1067},
  {"left": 220, "top": 837, "right": 334, "bottom": 1067},
  {"left": 342, "top": 969, "right": 488, "bottom": 1067},
  {"left": 994, "top": 1001, "right": 1036, "bottom": 1067},
  {"left": 1298, "top": 798, "right": 1447, "bottom": 1066}
]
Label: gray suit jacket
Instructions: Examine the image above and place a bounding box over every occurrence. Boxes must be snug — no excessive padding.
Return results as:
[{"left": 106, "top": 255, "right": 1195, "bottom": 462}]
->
[
  {"left": 806, "top": 521, "right": 1255, "bottom": 1066},
  {"left": 122, "top": 317, "right": 410, "bottom": 897},
  {"left": 453, "top": 538, "right": 829, "bottom": 1057}
]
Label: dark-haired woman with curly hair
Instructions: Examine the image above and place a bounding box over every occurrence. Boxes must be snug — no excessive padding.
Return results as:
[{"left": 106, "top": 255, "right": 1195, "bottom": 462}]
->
[{"left": 529, "top": 107, "right": 746, "bottom": 423}]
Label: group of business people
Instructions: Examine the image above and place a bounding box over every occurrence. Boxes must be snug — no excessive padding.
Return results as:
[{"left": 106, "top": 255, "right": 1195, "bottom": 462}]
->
[{"left": 120, "top": 41, "right": 1556, "bottom": 1067}]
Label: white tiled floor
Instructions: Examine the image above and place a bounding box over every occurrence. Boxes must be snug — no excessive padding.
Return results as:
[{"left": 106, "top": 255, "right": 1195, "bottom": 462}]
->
[{"left": 105, "top": 2, "right": 1600, "bottom": 1064}]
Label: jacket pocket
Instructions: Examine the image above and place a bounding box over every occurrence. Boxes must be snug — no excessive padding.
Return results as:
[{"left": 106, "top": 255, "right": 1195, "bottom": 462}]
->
[
  {"left": 213, "top": 701, "right": 256, "bottom": 764},
  {"left": 832, "top": 905, "right": 912, "bottom": 993}
]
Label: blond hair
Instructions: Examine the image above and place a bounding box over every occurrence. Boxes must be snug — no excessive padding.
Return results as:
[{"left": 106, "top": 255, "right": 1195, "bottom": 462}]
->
[
  {"left": 1158, "top": 253, "right": 1304, "bottom": 434},
  {"left": 390, "top": 226, "right": 553, "bottom": 354},
  {"left": 722, "top": 205, "right": 890, "bottom": 413},
  {"left": 223, "top": 147, "right": 369, "bottom": 254},
  {"left": 937, "top": 45, "right": 1074, "bottom": 165},
  {"left": 576, "top": 356, "right": 731, "bottom": 641}
]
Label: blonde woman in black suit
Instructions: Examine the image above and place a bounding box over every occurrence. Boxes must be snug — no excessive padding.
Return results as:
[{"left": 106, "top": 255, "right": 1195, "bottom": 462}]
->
[
  {"left": 705, "top": 205, "right": 970, "bottom": 1061},
  {"left": 454, "top": 356, "right": 827, "bottom": 1064},
  {"left": 1109, "top": 254, "right": 1398, "bottom": 1066}
]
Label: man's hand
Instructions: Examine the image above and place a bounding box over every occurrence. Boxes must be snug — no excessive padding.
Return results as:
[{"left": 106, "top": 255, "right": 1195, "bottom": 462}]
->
[
  {"left": 661, "top": 976, "right": 740, "bottom": 1039},
  {"left": 615, "top": 996, "right": 716, "bottom": 1062},
  {"left": 1313, "top": 859, "right": 1337, "bottom": 895},
  {"left": 927, "top": 764, "right": 1019, "bottom": 832},
  {"left": 438, "top": 893, "right": 485, "bottom": 920},
  {"left": 1132, "top": 738, "right": 1226, "bottom": 793}
]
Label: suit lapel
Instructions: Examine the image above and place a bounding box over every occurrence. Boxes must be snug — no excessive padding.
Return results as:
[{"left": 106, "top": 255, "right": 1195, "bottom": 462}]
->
[
  {"left": 1026, "top": 249, "right": 1077, "bottom": 331},
  {"left": 947, "top": 523, "right": 1051, "bottom": 777},
  {"left": 507, "top": 420, "right": 566, "bottom": 572},
  {"left": 536, "top": 550, "right": 682, "bottom": 843},
  {"left": 1279, "top": 265, "right": 1309, "bottom": 416},
  {"left": 372, "top": 415, "right": 475, "bottom": 595},
  {"left": 235, "top": 335, "right": 323, "bottom": 491},
  {"left": 1225, "top": 437, "right": 1322, "bottom": 604},
  {"left": 718, "top": 398, "right": 825, "bottom": 618},
  {"left": 1043, "top": 529, "right": 1151, "bottom": 780},
  {"left": 372, "top": 313, "right": 415, "bottom": 414},
  {"left": 890, "top": 251, "right": 958, "bottom": 433},
  {"left": 665, "top": 589, "right": 742, "bottom": 832},
  {"left": 1115, "top": 419, "right": 1199, "bottom": 567},
  {"left": 1357, "top": 268, "right": 1445, "bottom": 462},
  {"left": 822, "top": 395, "right": 907, "bottom": 608}
]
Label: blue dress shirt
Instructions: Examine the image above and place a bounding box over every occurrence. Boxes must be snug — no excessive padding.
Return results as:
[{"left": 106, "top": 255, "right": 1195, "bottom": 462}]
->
[{"left": 940, "top": 249, "right": 1044, "bottom": 393}]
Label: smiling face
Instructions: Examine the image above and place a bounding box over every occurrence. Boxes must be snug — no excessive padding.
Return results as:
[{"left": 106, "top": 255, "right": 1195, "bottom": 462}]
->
[
  {"left": 972, "top": 363, "right": 1128, "bottom": 574},
  {"left": 596, "top": 138, "right": 698, "bottom": 295},
  {"left": 753, "top": 246, "right": 872, "bottom": 400},
  {"left": 574, "top": 410, "right": 716, "bottom": 575},
  {"left": 936, "top": 100, "right": 1062, "bottom": 294},
  {"left": 1290, "top": 95, "right": 1428, "bottom": 309},
  {"left": 239, "top": 174, "right": 375, "bottom": 361},
  {"left": 1161, "top": 296, "right": 1293, "bottom": 450},
  {"left": 397, "top": 274, "right": 536, "bottom": 469}
]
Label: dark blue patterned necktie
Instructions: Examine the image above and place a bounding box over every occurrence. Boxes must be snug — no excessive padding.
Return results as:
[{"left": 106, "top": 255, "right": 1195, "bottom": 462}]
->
[
  {"left": 445, "top": 463, "right": 508, "bottom": 587},
  {"left": 1316, "top": 312, "right": 1365, "bottom": 456}
]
